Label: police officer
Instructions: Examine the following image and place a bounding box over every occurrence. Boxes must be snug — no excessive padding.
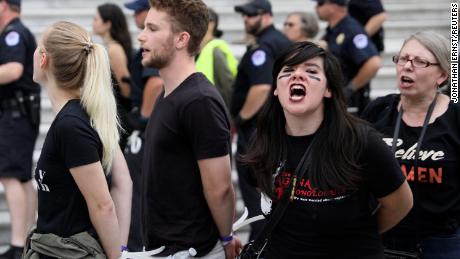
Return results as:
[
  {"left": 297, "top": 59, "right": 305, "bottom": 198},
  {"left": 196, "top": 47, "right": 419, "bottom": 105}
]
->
[
  {"left": 123, "top": 0, "right": 163, "bottom": 251},
  {"left": 349, "top": 0, "right": 387, "bottom": 53},
  {"left": 314, "top": 0, "right": 382, "bottom": 114},
  {"left": 231, "top": 0, "right": 291, "bottom": 242},
  {"left": 0, "top": 0, "right": 40, "bottom": 258}
]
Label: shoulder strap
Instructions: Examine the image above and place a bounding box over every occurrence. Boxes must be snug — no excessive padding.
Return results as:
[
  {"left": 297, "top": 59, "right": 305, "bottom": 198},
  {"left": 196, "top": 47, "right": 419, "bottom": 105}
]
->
[
  {"left": 392, "top": 92, "right": 438, "bottom": 253},
  {"left": 251, "top": 141, "right": 313, "bottom": 250}
]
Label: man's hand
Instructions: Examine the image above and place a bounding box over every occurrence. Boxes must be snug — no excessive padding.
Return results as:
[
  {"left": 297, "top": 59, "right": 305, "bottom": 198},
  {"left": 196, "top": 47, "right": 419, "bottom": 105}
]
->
[{"left": 224, "top": 237, "right": 243, "bottom": 259}]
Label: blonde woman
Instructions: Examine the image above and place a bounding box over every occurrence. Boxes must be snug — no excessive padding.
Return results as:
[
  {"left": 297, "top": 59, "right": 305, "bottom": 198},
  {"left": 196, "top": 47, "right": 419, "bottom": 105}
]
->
[{"left": 24, "top": 21, "right": 132, "bottom": 259}]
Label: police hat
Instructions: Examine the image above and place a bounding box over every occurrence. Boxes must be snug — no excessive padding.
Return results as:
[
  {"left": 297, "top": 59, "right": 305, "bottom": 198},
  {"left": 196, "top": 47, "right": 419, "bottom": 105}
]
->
[
  {"left": 6, "top": 0, "right": 21, "bottom": 7},
  {"left": 124, "top": 0, "right": 149, "bottom": 12},
  {"left": 312, "top": 0, "right": 349, "bottom": 6},
  {"left": 235, "top": 0, "right": 272, "bottom": 16}
]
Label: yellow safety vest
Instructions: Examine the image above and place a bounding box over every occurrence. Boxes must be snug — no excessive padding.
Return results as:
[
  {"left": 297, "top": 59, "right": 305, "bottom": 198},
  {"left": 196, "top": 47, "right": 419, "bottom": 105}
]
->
[{"left": 196, "top": 39, "right": 238, "bottom": 84}]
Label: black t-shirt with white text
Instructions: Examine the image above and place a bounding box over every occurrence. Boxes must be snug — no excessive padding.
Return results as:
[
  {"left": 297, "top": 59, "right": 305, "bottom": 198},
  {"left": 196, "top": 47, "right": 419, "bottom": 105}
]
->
[
  {"left": 266, "top": 129, "right": 405, "bottom": 258},
  {"left": 141, "top": 73, "right": 231, "bottom": 256},
  {"left": 362, "top": 94, "right": 460, "bottom": 238},
  {"left": 35, "top": 99, "right": 103, "bottom": 237}
]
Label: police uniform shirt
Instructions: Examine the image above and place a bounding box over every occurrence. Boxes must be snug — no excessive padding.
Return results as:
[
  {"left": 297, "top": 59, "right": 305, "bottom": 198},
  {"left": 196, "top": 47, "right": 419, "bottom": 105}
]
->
[
  {"left": 349, "top": 0, "right": 385, "bottom": 52},
  {"left": 0, "top": 17, "right": 39, "bottom": 98},
  {"left": 324, "top": 16, "right": 379, "bottom": 85},
  {"left": 129, "top": 49, "right": 160, "bottom": 109},
  {"left": 230, "top": 25, "right": 291, "bottom": 118}
]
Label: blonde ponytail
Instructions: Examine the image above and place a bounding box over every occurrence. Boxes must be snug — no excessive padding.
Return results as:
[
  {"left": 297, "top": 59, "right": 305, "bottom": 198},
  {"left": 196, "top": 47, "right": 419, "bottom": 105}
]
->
[
  {"left": 81, "top": 43, "right": 120, "bottom": 172},
  {"left": 43, "top": 21, "right": 120, "bottom": 172}
]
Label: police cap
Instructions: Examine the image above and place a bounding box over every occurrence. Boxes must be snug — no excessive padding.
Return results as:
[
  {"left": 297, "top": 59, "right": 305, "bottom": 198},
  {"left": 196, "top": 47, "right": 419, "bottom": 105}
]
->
[
  {"left": 313, "top": 0, "right": 349, "bottom": 6},
  {"left": 235, "top": 0, "right": 272, "bottom": 16},
  {"left": 124, "top": 0, "right": 149, "bottom": 12},
  {"left": 5, "top": 0, "right": 20, "bottom": 7}
]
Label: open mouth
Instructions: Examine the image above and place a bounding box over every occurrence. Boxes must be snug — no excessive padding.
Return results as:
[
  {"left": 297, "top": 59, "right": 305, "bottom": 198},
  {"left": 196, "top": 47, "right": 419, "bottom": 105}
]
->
[
  {"left": 141, "top": 49, "right": 151, "bottom": 58},
  {"left": 289, "top": 84, "right": 306, "bottom": 101},
  {"left": 400, "top": 75, "right": 414, "bottom": 87}
]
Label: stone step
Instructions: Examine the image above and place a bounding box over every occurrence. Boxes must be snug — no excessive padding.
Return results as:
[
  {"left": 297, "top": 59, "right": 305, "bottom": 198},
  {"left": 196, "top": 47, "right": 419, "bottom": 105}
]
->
[
  {"left": 20, "top": 1, "right": 451, "bottom": 46},
  {"left": 386, "top": 3, "right": 451, "bottom": 21},
  {"left": 0, "top": 211, "right": 10, "bottom": 245},
  {"left": 0, "top": 186, "right": 6, "bottom": 212}
]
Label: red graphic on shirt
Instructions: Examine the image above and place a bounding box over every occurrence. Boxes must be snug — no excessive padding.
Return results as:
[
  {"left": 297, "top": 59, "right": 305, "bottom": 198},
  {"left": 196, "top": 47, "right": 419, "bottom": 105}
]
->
[
  {"left": 400, "top": 164, "right": 443, "bottom": 184},
  {"left": 274, "top": 172, "right": 292, "bottom": 200},
  {"left": 274, "top": 171, "right": 347, "bottom": 202}
]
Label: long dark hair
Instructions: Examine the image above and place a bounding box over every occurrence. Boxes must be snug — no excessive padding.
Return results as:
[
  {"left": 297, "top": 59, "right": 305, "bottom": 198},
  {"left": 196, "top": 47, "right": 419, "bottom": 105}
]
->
[
  {"left": 244, "top": 42, "right": 368, "bottom": 196},
  {"left": 208, "top": 8, "right": 223, "bottom": 38},
  {"left": 97, "top": 3, "right": 133, "bottom": 60}
]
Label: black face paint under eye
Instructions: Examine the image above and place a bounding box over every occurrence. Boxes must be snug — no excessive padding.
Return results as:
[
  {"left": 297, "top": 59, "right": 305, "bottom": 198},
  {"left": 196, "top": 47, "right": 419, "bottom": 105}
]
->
[
  {"left": 308, "top": 75, "right": 321, "bottom": 82},
  {"left": 278, "top": 73, "right": 291, "bottom": 80}
]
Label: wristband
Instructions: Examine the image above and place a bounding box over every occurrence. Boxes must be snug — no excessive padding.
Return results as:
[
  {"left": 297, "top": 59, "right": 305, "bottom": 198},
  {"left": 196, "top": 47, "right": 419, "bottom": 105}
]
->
[
  {"left": 219, "top": 235, "right": 233, "bottom": 246},
  {"left": 121, "top": 245, "right": 128, "bottom": 252}
]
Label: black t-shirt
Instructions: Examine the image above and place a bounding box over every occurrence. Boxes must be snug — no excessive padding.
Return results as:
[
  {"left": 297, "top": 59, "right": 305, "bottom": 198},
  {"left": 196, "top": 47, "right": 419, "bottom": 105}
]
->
[
  {"left": 141, "top": 72, "right": 230, "bottom": 256},
  {"left": 230, "top": 25, "right": 291, "bottom": 119},
  {"left": 35, "top": 99, "right": 103, "bottom": 237},
  {"left": 349, "top": 0, "right": 385, "bottom": 52},
  {"left": 362, "top": 94, "right": 460, "bottom": 238},
  {"left": 0, "top": 18, "right": 39, "bottom": 98},
  {"left": 265, "top": 129, "right": 405, "bottom": 258},
  {"left": 129, "top": 49, "right": 160, "bottom": 108}
]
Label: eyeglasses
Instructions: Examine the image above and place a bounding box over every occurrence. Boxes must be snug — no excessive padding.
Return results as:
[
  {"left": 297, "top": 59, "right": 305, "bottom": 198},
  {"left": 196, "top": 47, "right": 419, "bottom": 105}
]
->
[
  {"left": 392, "top": 55, "right": 440, "bottom": 68},
  {"left": 283, "top": 22, "right": 295, "bottom": 28}
]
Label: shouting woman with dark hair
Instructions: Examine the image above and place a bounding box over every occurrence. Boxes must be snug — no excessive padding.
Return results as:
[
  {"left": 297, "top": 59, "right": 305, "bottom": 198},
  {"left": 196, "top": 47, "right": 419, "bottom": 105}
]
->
[{"left": 243, "top": 41, "right": 412, "bottom": 258}]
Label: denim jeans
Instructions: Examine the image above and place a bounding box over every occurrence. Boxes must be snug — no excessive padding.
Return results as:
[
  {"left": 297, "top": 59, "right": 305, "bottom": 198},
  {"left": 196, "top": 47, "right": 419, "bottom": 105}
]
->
[
  {"left": 421, "top": 228, "right": 460, "bottom": 259},
  {"left": 384, "top": 228, "right": 460, "bottom": 259}
]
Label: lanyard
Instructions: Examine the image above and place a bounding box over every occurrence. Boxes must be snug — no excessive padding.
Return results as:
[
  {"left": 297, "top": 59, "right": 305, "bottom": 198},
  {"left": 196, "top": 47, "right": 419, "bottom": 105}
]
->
[
  {"left": 391, "top": 92, "right": 438, "bottom": 253},
  {"left": 391, "top": 93, "right": 439, "bottom": 159}
]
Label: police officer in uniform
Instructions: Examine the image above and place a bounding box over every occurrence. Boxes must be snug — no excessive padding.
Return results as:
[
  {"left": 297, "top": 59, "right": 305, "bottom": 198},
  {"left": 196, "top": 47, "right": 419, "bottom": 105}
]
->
[
  {"left": 314, "top": 0, "right": 381, "bottom": 114},
  {"left": 124, "top": 0, "right": 163, "bottom": 251},
  {"left": 349, "top": 0, "right": 387, "bottom": 53},
  {"left": 232, "top": 0, "right": 291, "bottom": 241},
  {"left": 0, "top": 0, "right": 40, "bottom": 258}
]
